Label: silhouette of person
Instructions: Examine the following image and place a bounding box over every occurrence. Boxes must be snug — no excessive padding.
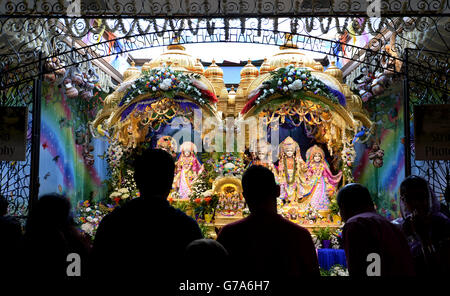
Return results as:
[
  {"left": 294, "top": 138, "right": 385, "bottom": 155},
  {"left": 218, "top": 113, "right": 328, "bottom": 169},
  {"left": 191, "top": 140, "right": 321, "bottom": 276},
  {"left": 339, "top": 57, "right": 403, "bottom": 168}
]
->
[
  {"left": 90, "top": 149, "right": 203, "bottom": 280},
  {"left": 399, "top": 175, "right": 450, "bottom": 275},
  {"left": 183, "top": 239, "right": 229, "bottom": 279},
  {"left": 0, "top": 194, "right": 24, "bottom": 278},
  {"left": 337, "top": 183, "right": 415, "bottom": 276},
  {"left": 216, "top": 165, "right": 319, "bottom": 278},
  {"left": 24, "top": 193, "right": 90, "bottom": 279}
]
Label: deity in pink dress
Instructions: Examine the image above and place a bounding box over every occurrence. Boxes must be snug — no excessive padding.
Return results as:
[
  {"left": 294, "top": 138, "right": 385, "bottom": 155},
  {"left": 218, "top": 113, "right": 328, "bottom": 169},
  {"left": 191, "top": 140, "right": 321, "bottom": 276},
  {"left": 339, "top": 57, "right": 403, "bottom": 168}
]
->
[
  {"left": 173, "top": 141, "right": 204, "bottom": 199},
  {"left": 276, "top": 137, "right": 307, "bottom": 204},
  {"left": 303, "top": 145, "right": 342, "bottom": 211}
]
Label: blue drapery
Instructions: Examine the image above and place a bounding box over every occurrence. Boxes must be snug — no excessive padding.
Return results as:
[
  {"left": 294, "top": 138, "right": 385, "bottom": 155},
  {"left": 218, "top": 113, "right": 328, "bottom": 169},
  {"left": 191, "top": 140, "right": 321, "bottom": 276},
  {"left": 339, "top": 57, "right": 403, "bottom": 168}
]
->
[{"left": 317, "top": 249, "right": 347, "bottom": 270}]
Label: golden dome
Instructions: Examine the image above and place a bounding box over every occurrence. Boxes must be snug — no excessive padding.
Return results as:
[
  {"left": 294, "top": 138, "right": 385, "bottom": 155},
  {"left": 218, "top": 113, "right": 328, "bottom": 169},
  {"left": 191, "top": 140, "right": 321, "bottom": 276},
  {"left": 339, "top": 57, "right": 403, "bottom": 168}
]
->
[
  {"left": 266, "top": 45, "right": 317, "bottom": 71},
  {"left": 204, "top": 59, "right": 223, "bottom": 78},
  {"left": 312, "top": 61, "right": 324, "bottom": 72},
  {"left": 241, "top": 59, "right": 259, "bottom": 79},
  {"left": 259, "top": 58, "right": 271, "bottom": 75},
  {"left": 228, "top": 86, "right": 236, "bottom": 105},
  {"left": 123, "top": 61, "right": 141, "bottom": 81},
  {"left": 194, "top": 58, "right": 204, "bottom": 74},
  {"left": 145, "top": 44, "right": 197, "bottom": 72},
  {"left": 141, "top": 61, "right": 151, "bottom": 72},
  {"left": 325, "top": 61, "right": 343, "bottom": 82}
]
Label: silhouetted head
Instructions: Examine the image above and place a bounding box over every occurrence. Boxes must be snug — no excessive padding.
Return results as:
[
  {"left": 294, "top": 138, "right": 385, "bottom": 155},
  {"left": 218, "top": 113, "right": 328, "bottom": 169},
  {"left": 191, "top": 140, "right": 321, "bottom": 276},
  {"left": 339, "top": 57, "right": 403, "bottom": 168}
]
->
[
  {"left": 242, "top": 165, "right": 280, "bottom": 215},
  {"left": 337, "top": 183, "right": 375, "bottom": 222},
  {"left": 400, "top": 175, "right": 432, "bottom": 218},
  {"left": 184, "top": 238, "right": 229, "bottom": 278},
  {"left": 26, "top": 193, "right": 73, "bottom": 233},
  {"left": 0, "top": 194, "right": 8, "bottom": 216},
  {"left": 133, "top": 148, "right": 175, "bottom": 199}
]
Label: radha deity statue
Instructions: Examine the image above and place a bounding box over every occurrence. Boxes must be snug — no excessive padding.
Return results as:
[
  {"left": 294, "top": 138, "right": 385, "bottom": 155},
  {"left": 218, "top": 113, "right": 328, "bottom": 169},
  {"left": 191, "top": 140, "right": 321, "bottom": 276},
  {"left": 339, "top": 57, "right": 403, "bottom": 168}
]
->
[
  {"left": 277, "top": 137, "right": 307, "bottom": 204},
  {"left": 250, "top": 140, "right": 278, "bottom": 180},
  {"left": 173, "top": 141, "right": 204, "bottom": 199},
  {"left": 303, "top": 145, "right": 342, "bottom": 211}
]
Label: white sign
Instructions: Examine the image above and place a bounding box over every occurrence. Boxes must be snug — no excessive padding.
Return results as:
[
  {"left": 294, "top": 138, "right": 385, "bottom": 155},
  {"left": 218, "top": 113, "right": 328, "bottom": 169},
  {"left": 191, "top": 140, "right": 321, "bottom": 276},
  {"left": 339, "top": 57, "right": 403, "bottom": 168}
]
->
[
  {"left": 414, "top": 104, "right": 450, "bottom": 160},
  {"left": 0, "top": 107, "right": 28, "bottom": 161}
]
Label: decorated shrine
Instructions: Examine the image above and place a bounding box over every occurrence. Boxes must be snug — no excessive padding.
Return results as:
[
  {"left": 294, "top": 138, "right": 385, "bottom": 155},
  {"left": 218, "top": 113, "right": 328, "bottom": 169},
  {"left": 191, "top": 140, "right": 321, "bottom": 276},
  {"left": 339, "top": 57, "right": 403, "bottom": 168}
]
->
[
  {"left": 91, "top": 40, "right": 373, "bottom": 235},
  {"left": 3, "top": 3, "right": 449, "bottom": 279}
]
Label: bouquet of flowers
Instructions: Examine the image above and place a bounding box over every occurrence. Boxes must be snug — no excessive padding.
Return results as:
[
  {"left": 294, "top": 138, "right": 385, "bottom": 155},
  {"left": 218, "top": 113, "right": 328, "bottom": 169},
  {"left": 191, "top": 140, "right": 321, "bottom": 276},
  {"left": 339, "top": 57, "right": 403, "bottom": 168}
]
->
[
  {"left": 75, "top": 200, "right": 112, "bottom": 238},
  {"left": 109, "top": 187, "right": 139, "bottom": 206},
  {"left": 190, "top": 189, "right": 219, "bottom": 219},
  {"left": 329, "top": 264, "right": 349, "bottom": 276},
  {"left": 302, "top": 205, "right": 325, "bottom": 223},
  {"left": 214, "top": 153, "right": 246, "bottom": 176}
]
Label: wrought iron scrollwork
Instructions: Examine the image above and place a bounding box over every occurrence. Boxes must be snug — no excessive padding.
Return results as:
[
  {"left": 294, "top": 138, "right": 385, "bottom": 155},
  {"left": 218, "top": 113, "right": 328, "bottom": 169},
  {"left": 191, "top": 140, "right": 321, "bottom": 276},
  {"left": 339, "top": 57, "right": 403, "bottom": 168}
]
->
[
  {"left": 0, "top": 0, "right": 449, "bottom": 17},
  {"left": 405, "top": 48, "right": 450, "bottom": 201}
]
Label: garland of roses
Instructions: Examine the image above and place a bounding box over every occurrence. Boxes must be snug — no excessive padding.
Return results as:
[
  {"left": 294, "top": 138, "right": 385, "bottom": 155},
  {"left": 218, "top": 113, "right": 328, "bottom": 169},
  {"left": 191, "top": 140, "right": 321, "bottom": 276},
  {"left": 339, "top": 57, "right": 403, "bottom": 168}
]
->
[
  {"left": 118, "top": 66, "right": 218, "bottom": 108},
  {"left": 241, "top": 65, "right": 346, "bottom": 114}
]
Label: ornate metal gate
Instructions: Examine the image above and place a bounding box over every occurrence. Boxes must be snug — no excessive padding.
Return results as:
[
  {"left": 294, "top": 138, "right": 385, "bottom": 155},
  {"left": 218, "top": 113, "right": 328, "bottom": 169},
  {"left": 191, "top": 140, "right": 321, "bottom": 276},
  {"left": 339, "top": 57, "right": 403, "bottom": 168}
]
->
[{"left": 404, "top": 48, "right": 449, "bottom": 203}]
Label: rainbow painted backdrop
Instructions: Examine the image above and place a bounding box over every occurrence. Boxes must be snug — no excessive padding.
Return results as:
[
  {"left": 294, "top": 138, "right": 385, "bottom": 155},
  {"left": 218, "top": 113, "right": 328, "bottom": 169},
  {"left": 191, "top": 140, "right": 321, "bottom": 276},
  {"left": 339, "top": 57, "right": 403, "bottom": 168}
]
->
[
  {"left": 39, "top": 83, "right": 109, "bottom": 206},
  {"left": 353, "top": 85, "right": 405, "bottom": 220},
  {"left": 37, "top": 82, "right": 406, "bottom": 218}
]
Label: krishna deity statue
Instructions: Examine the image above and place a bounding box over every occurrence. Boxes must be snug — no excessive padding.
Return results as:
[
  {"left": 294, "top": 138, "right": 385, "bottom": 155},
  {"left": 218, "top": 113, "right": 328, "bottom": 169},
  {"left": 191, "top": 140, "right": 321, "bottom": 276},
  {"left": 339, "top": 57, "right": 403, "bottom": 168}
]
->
[
  {"left": 249, "top": 140, "right": 278, "bottom": 180},
  {"left": 277, "top": 137, "right": 307, "bottom": 204},
  {"left": 303, "top": 145, "right": 342, "bottom": 211},
  {"left": 156, "top": 135, "right": 177, "bottom": 159},
  {"left": 173, "top": 141, "right": 204, "bottom": 199}
]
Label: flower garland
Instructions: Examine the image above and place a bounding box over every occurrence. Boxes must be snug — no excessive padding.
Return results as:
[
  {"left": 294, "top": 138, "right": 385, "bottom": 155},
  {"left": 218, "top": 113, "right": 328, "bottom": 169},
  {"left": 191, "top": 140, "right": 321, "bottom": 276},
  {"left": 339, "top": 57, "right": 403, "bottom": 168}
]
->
[
  {"left": 241, "top": 65, "right": 345, "bottom": 114},
  {"left": 215, "top": 153, "right": 246, "bottom": 176},
  {"left": 284, "top": 157, "right": 297, "bottom": 185},
  {"left": 118, "top": 66, "right": 218, "bottom": 107}
]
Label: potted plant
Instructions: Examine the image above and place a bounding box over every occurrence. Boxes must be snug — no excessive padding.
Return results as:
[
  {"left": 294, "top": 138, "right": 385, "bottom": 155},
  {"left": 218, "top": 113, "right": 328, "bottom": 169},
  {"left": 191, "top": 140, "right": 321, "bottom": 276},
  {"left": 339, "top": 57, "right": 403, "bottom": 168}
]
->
[
  {"left": 313, "top": 227, "right": 332, "bottom": 249},
  {"left": 329, "top": 199, "right": 341, "bottom": 224},
  {"left": 202, "top": 190, "right": 219, "bottom": 223}
]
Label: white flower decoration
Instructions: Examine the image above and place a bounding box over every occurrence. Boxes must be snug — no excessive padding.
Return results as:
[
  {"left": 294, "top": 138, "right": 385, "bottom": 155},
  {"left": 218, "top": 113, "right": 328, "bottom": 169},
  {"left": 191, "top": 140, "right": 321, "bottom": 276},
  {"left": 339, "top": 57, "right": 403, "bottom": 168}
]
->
[{"left": 289, "top": 79, "right": 303, "bottom": 91}]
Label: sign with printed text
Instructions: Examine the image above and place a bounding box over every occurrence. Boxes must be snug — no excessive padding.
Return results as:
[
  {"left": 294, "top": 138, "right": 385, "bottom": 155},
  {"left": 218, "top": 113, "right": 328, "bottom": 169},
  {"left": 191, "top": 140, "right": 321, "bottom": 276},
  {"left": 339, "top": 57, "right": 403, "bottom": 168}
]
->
[
  {"left": 0, "top": 107, "right": 28, "bottom": 161},
  {"left": 414, "top": 104, "right": 450, "bottom": 160}
]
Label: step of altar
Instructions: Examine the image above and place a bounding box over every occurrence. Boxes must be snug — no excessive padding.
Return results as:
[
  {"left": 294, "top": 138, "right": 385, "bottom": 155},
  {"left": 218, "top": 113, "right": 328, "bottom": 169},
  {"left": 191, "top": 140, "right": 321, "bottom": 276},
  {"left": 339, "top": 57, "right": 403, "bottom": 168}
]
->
[{"left": 213, "top": 214, "right": 244, "bottom": 228}]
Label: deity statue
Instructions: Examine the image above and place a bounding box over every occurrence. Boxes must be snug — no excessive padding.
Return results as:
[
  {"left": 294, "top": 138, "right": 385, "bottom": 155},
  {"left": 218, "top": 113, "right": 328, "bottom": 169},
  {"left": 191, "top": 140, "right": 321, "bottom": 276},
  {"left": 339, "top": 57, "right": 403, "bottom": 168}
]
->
[
  {"left": 303, "top": 145, "right": 342, "bottom": 211},
  {"left": 249, "top": 140, "right": 278, "bottom": 180},
  {"left": 156, "top": 136, "right": 177, "bottom": 159},
  {"left": 217, "top": 186, "right": 245, "bottom": 216},
  {"left": 173, "top": 141, "right": 204, "bottom": 199},
  {"left": 276, "top": 137, "right": 307, "bottom": 204}
]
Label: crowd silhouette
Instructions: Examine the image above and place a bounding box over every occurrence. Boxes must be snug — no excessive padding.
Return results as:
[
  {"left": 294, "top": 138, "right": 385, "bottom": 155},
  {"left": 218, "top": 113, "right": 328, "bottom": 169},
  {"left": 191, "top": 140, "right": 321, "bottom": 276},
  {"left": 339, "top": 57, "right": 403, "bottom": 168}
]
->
[{"left": 1, "top": 148, "right": 449, "bottom": 282}]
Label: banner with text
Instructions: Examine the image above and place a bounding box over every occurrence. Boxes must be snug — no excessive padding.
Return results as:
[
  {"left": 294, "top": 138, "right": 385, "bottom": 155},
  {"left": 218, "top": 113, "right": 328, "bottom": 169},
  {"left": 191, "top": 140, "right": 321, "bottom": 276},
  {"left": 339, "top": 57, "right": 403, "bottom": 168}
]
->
[
  {"left": 414, "top": 104, "right": 450, "bottom": 160},
  {"left": 0, "top": 107, "right": 27, "bottom": 161}
]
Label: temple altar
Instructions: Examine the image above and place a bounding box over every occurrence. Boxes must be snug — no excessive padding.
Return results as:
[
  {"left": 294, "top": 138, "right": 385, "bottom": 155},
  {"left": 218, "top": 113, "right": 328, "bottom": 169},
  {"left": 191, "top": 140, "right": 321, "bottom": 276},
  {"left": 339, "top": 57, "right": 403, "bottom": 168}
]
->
[{"left": 91, "top": 40, "right": 373, "bottom": 236}]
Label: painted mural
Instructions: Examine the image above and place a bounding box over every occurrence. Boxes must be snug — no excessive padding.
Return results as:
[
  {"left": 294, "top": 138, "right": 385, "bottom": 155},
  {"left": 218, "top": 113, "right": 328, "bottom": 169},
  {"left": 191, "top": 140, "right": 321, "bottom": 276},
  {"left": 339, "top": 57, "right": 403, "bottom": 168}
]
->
[
  {"left": 38, "top": 82, "right": 109, "bottom": 206},
  {"left": 353, "top": 84, "right": 405, "bottom": 220}
]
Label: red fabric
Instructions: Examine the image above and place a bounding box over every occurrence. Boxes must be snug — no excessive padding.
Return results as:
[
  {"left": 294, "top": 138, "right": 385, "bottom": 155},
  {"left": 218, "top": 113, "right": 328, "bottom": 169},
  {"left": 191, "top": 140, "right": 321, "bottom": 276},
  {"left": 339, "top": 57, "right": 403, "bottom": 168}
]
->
[
  {"left": 240, "top": 90, "right": 262, "bottom": 114},
  {"left": 199, "top": 88, "right": 218, "bottom": 103}
]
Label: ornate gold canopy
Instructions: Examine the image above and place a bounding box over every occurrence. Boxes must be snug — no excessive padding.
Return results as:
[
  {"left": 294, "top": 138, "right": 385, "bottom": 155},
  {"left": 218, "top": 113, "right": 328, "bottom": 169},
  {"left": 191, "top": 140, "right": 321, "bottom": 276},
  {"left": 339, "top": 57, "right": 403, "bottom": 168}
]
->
[
  {"left": 91, "top": 43, "right": 221, "bottom": 145},
  {"left": 91, "top": 41, "right": 372, "bottom": 155}
]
